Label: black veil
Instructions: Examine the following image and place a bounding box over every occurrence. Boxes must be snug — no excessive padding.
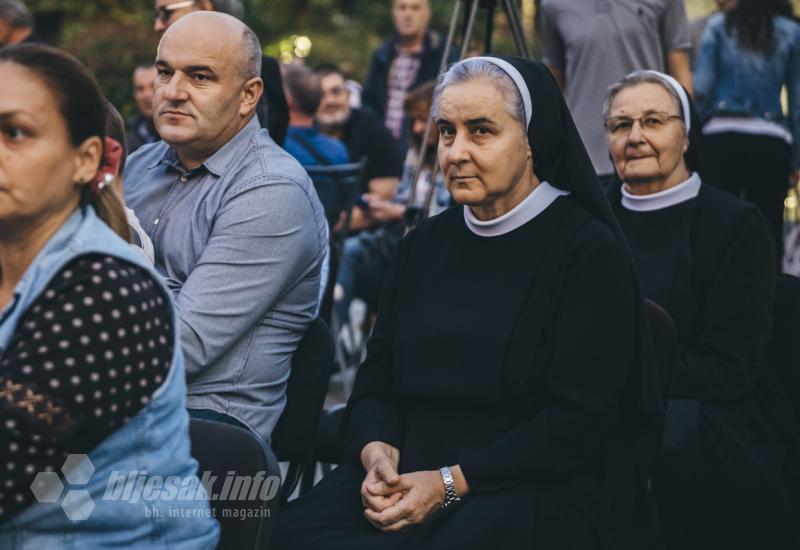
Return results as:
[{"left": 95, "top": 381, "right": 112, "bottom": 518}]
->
[{"left": 487, "top": 55, "right": 664, "bottom": 449}]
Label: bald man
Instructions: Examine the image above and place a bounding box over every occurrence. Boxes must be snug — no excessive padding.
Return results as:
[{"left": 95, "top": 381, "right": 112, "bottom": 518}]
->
[
  {"left": 124, "top": 12, "right": 327, "bottom": 442},
  {"left": 152, "top": 0, "right": 289, "bottom": 145}
]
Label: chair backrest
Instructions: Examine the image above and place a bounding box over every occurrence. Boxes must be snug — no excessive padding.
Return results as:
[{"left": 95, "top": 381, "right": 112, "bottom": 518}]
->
[
  {"left": 769, "top": 274, "right": 800, "bottom": 424},
  {"left": 305, "top": 160, "right": 366, "bottom": 228},
  {"left": 271, "top": 317, "right": 334, "bottom": 498},
  {"left": 644, "top": 298, "right": 678, "bottom": 399},
  {"left": 313, "top": 404, "right": 347, "bottom": 464},
  {"left": 189, "top": 418, "right": 280, "bottom": 550}
]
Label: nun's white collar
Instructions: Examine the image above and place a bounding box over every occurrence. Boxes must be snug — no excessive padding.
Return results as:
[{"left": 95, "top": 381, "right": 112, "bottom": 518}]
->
[
  {"left": 621, "top": 172, "right": 701, "bottom": 212},
  {"left": 464, "top": 181, "right": 569, "bottom": 237}
]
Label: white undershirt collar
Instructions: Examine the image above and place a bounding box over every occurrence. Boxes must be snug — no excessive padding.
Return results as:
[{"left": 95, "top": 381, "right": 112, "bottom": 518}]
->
[
  {"left": 621, "top": 172, "right": 701, "bottom": 212},
  {"left": 464, "top": 181, "right": 569, "bottom": 237}
]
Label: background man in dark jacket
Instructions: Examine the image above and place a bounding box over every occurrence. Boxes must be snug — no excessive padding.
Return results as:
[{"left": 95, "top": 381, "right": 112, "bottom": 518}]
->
[
  {"left": 362, "top": 0, "right": 458, "bottom": 147},
  {"left": 126, "top": 64, "right": 160, "bottom": 153}
]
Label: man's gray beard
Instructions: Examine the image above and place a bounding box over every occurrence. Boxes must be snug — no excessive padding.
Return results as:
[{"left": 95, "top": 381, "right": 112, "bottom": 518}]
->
[{"left": 316, "top": 108, "right": 351, "bottom": 134}]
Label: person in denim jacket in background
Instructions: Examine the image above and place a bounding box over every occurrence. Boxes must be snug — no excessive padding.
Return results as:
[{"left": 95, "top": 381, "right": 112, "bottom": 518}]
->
[{"left": 694, "top": 0, "right": 800, "bottom": 263}]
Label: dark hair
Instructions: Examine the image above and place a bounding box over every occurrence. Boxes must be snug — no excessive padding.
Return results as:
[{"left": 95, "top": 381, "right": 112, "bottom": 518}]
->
[
  {"left": 103, "top": 101, "right": 128, "bottom": 173},
  {"left": 403, "top": 80, "right": 436, "bottom": 113},
  {"left": 283, "top": 64, "right": 323, "bottom": 116},
  {"left": 725, "top": 0, "right": 794, "bottom": 55},
  {"left": 313, "top": 63, "right": 344, "bottom": 80},
  {"left": 0, "top": 0, "right": 31, "bottom": 29},
  {"left": 0, "top": 44, "right": 130, "bottom": 241}
]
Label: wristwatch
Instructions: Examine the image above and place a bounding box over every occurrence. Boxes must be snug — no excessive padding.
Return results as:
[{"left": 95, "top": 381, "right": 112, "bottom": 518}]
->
[{"left": 439, "top": 466, "right": 461, "bottom": 509}]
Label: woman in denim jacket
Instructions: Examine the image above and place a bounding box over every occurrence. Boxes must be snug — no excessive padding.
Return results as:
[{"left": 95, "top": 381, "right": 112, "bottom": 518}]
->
[
  {"left": 694, "top": 0, "right": 800, "bottom": 263},
  {"left": 0, "top": 45, "right": 218, "bottom": 548}
]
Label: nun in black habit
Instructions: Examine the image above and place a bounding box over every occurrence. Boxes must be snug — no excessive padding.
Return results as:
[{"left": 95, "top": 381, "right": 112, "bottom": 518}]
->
[
  {"left": 272, "top": 56, "right": 663, "bottom": 550},
  {"left": 603, "top": 70, "right": 799, "bottom": 550}
]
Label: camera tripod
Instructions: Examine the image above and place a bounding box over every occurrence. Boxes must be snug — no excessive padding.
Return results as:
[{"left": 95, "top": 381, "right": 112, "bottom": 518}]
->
[{"left": 403, "top": 0, "right": 532, "bottom": 230}]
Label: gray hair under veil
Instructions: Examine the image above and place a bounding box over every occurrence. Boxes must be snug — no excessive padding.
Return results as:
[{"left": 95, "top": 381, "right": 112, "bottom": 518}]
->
[
  {"left": 602, "top": 71, "right": 686, "bottom": 127},
  {"left": 431, "top": 58, "right": 526, "bottom": 132},
  {"left": 603, "top": 70, "right": 703, "bottom": 174}
]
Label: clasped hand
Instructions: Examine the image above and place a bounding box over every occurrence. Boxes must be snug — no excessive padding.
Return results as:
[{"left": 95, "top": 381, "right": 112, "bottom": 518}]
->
[{"left": 359, "top": 442, "right": 444, "bottom": 532}]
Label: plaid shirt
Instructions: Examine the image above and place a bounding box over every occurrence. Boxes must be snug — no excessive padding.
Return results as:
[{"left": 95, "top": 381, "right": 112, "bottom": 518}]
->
[{"left": 384, "top": 49, "right": 421, "bottom": 139}]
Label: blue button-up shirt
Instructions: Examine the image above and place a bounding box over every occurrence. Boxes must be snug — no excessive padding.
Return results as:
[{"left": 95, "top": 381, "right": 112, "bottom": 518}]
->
[{"left": 124, "top": 117, "right": 327, "bottom": 441}]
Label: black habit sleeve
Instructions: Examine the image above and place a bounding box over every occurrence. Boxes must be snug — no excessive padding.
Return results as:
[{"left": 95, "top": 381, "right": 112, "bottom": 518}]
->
[
  {"left": 669, "top": 211, "right": 775, "bottom": 401},
  {"left": 340, "top": 235, "right": 408, "bottom": 458},
  {"left": 457, "top": 228, "right": 638, "bottom": 493}
]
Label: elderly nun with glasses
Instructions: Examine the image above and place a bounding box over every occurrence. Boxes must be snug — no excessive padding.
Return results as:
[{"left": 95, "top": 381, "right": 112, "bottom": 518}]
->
[
  {"left": 272, "top": 56, "right": 663, "bottom": 550},
  {"left": 603, "top": 70, "right": 799, "bottom": 550}
]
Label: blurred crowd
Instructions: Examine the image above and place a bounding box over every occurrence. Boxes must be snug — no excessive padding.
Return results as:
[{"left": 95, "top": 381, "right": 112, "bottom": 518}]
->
[{"left": 0, "top": 0, "right": 799, "bottom": 548}]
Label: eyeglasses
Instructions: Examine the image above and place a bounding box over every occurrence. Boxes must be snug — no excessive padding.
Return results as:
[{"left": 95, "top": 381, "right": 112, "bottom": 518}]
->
[
  {"left": 604, "top": 111, "right": 683, "bottom": 136},
  {"left": 154, "top": 0, "right": 196, "bottom": 23}
]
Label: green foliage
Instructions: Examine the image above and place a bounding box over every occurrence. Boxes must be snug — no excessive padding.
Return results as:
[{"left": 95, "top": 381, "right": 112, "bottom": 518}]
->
[
  {"left": 25, "top": 0, "right": 521, "bottom": 117},
  {"left": 247, "top": 0, "right": 456, "bottom": 77}
]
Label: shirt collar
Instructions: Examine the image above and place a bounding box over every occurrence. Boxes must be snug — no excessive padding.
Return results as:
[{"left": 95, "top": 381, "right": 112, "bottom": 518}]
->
[
  {"left": 148, "top": 142, "right": 174, "bottom": 170},
  {"left": 149, "top": 116, "right": 261, "bottom": 176},
  {"left": 463, "top": 181, "right": 569, "bottom": 237},
  {"left": 203, "top": 117, "right": 261, "bottom": 176},
  {"left": 621, "top": 172, "right": 701, "bottom": 212}
]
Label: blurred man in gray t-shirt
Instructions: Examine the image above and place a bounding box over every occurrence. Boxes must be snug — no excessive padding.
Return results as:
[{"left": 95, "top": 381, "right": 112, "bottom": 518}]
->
[{"left": 539, "top": 0, "right": 692, "bottom": 180}]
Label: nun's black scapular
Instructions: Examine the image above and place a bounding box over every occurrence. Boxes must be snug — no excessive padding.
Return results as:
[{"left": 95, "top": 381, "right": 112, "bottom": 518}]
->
[
  {"left": 607, "top": 72, "right": 799, "bottom": 550},
  {"left": 271, "top": 56, "right": 663, "bottom": 550}
]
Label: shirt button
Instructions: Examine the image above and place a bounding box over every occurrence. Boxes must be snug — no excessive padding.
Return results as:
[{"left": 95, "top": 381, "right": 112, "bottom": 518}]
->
[
  {"left": 180, "top": 175, "right": 188, "bottom": 182},
  {"left": 154, "top": 218, "right": 160, "bottom": 225}
]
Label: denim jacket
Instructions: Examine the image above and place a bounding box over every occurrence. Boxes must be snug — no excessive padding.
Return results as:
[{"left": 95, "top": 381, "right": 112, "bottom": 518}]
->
[
  {"left": 0, "top": 206, "right": 218, "bottom": 549},
  {"left": 694, "top": 13, "right": 800, "bottom": 167}
]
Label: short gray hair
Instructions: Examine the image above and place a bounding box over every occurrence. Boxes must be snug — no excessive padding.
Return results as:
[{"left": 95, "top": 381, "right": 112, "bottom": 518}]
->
[
  {"left": 602, "top": 70, "right": 684, "bottom": 123},
  {"left": 431, "top": 58, "right": 525, "bottom": 131},
  {"left": 240, "top": 25, "right": 262, "bottom": 80},
  {"left": 0, "top": 0, "right": 31, "bottom": 28},
  {"left": 283, "top": 63, "right": 323, "bottom": 116}
]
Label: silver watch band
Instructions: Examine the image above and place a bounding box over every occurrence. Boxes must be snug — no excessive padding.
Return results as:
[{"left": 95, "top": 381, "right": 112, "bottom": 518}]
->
[{"left": 439, "top": 466, "right": 461, "bottom": 508}]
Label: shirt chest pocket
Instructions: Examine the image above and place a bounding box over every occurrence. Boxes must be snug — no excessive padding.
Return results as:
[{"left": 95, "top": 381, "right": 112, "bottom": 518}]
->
[{"left": 629, "top": 0, "right": 662, "bottom": 23}]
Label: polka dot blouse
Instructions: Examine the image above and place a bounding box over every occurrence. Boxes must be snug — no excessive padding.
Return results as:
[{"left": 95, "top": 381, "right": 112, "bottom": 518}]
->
[{"left": 0, "top": 254, "right": 172, "bottom": 523}]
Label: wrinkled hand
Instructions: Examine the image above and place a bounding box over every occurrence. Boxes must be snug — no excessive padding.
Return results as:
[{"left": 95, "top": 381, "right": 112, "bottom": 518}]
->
[
  {"left": 360, "top": 442, "right": 403, "bottom": 516},
  {"left": 363, "top": 470, "right": 445, "bottom": 532}
]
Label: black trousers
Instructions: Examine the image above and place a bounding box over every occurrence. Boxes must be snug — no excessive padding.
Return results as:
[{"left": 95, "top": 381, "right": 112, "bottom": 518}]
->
[
  {"left": 271, "top": 462, "right": 622, "bottom": 550},
  {"left": 702, "top": 132, "right": 791, "bottom": 263}
]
